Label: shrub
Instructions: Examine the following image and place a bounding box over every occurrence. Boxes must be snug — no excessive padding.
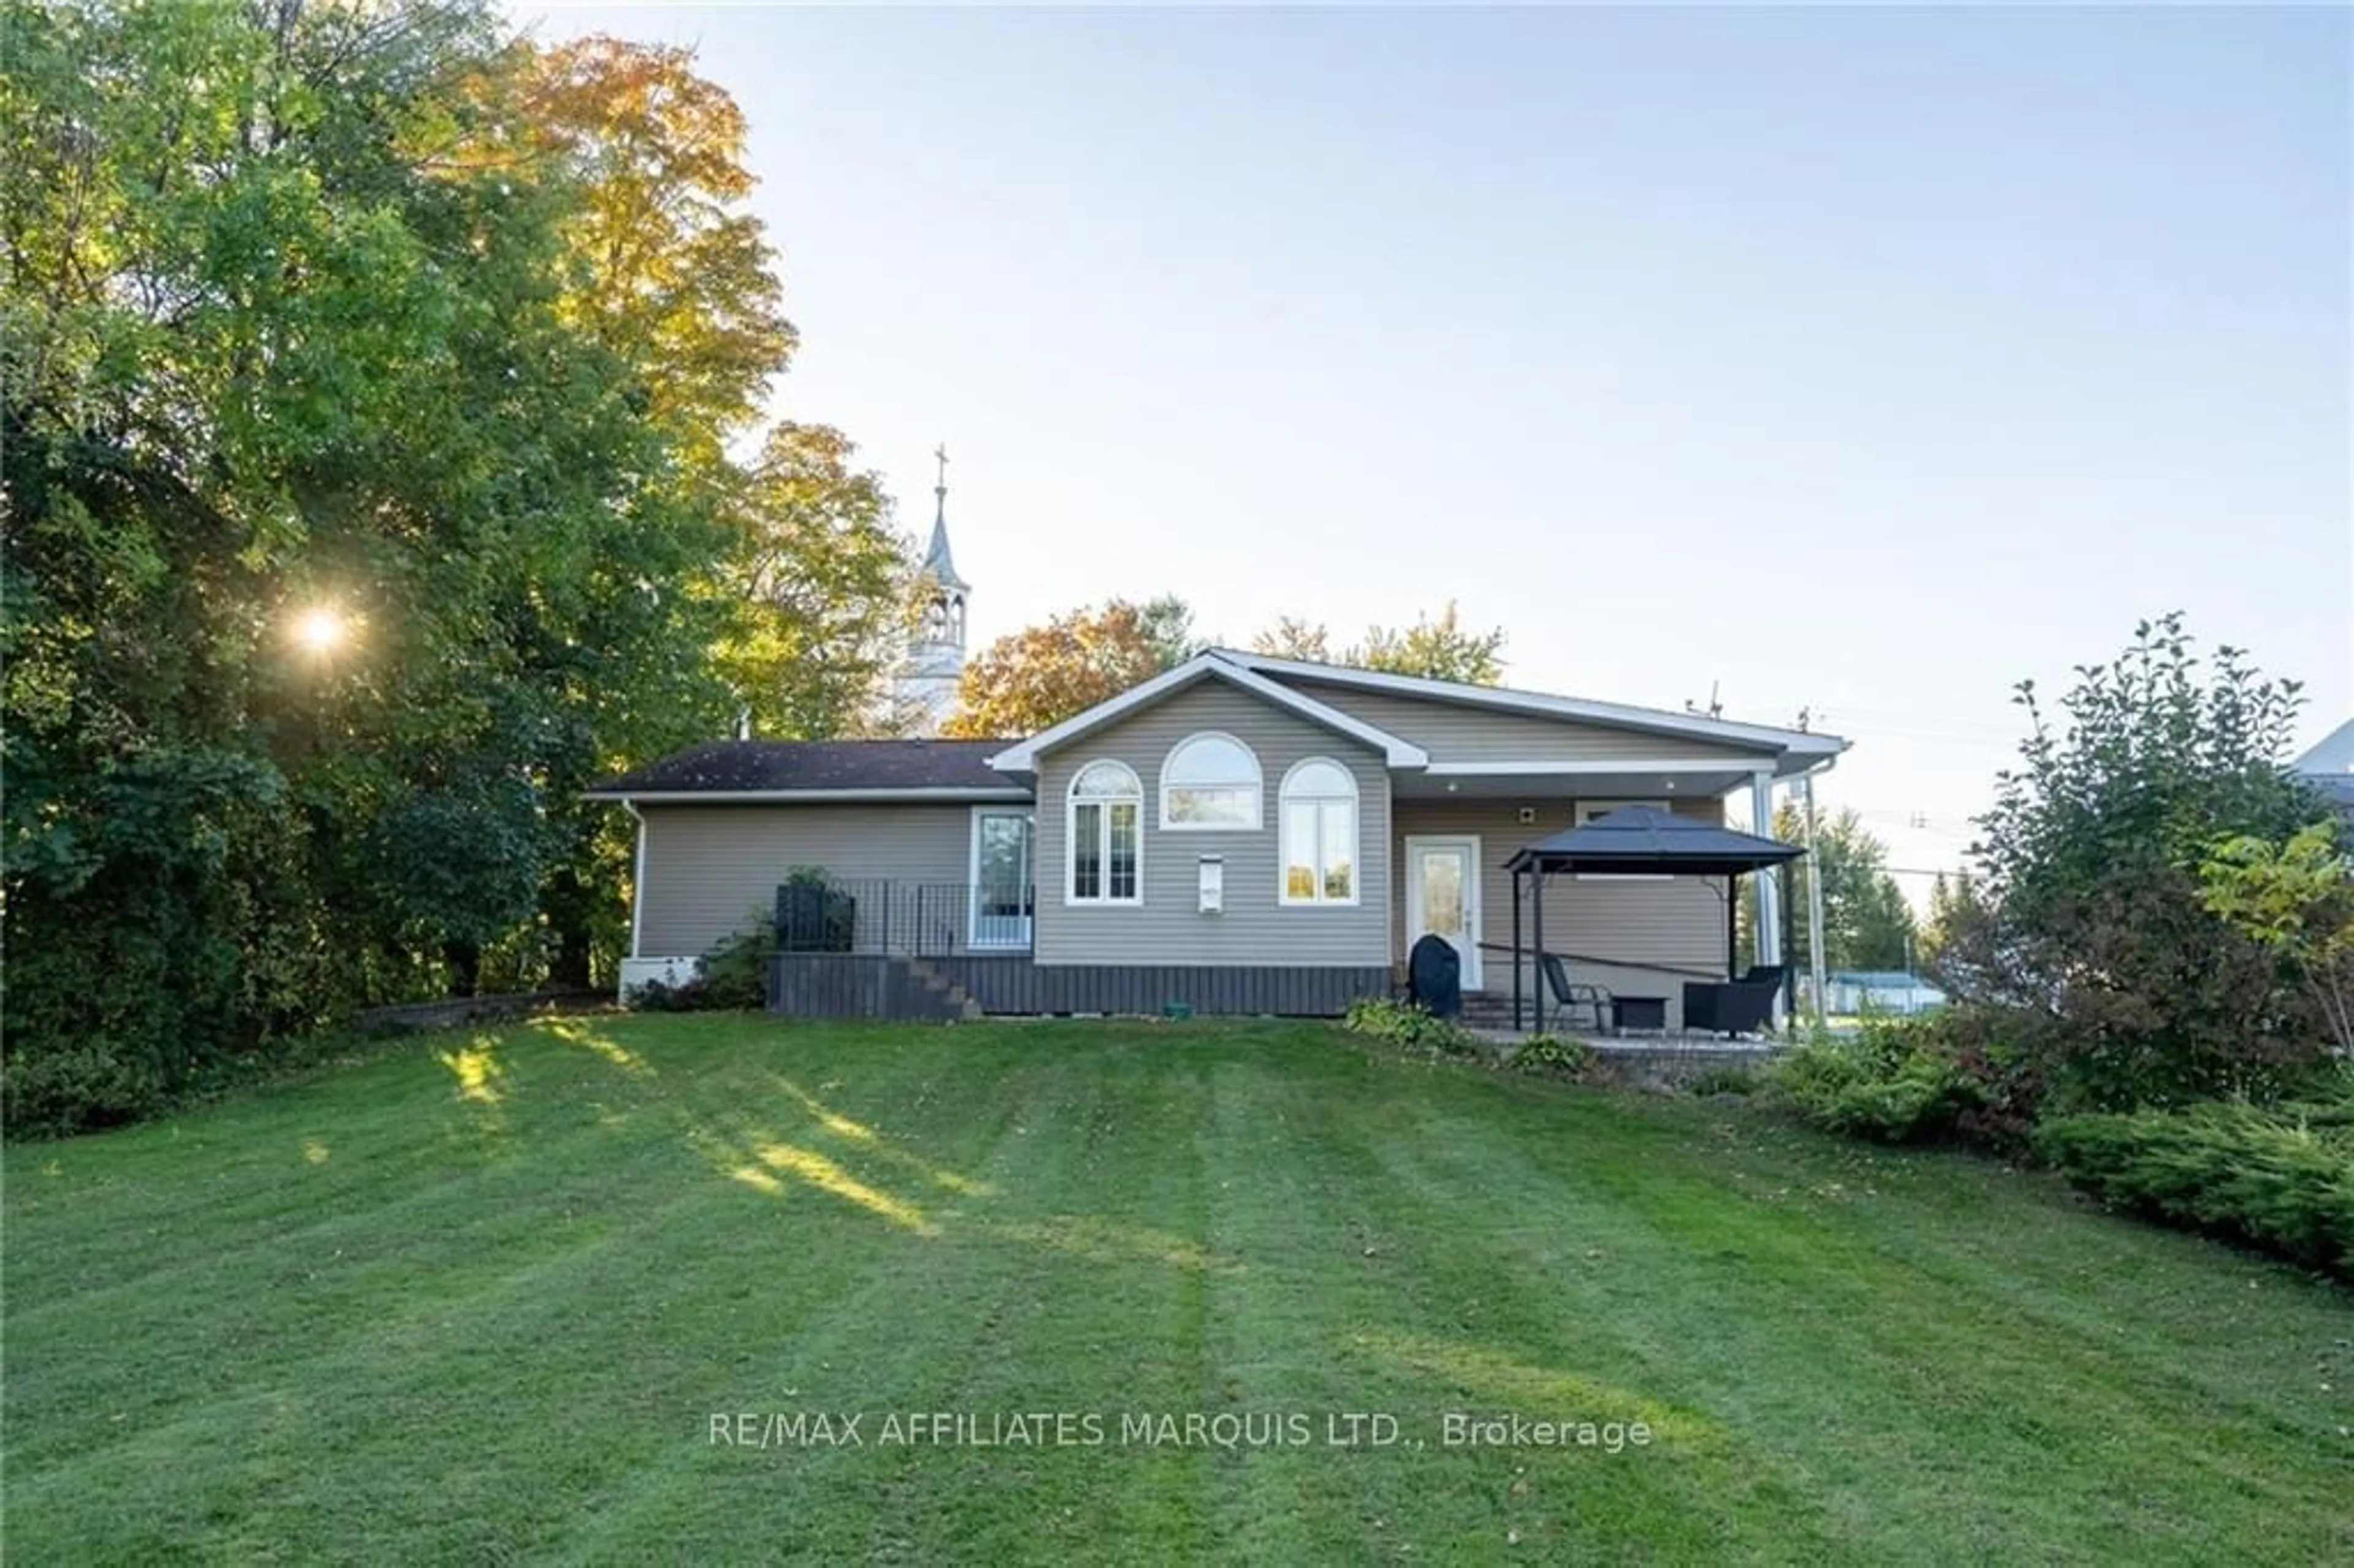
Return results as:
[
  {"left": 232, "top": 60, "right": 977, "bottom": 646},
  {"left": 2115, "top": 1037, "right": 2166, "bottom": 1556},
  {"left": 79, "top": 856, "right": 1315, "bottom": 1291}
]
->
[
  {"left": 1343, "top": 995, "right": 1480, "bottom": 1057},
  {"left": 1685, "top": 1065, "right": 1759, "bottom": 1097},
  {"left": 625, "top": 911, "right": 774, "bottom": 1013},
  {"left": 697, "top": 918, "right": 775, "bottom": 1010},
  {"left": 1947, "top": 615, "right": 2336, "bottom": 1113},
  {"left": 2035, "top": 1095, "right": 2354, "bottom": 1278},
  {"left": 1903, "top": 1007, "right": 2047, "bottom": 1154},
  {"left": 1512, "top": 1033, "right": 1597, "bottom": 1080},
  {"left": 2, "top": 1044, "right": 170, "bottom": 1140},
  {"left": 626, "top": 973, "right": 710, "bottom": 1012},
  {"left": 1766, "top": 1016, "right": 1981, "bottom": 1143},
  {"left": 2201, "top": 822, "right": 2354, "bottom": 1057}
]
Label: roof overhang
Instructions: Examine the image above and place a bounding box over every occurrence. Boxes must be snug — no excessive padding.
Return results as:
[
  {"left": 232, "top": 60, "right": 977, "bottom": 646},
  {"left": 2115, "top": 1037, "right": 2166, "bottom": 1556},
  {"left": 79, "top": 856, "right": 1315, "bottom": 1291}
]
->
[
  {"left": 585, "top": 787, "right": 1035, "bottom": 805},
  {"left": 1219, "top": 649, "right": 1848, "bottom": 777},
  {"left": 1395, "top": 759, "right": 1786, "bottom": 802},
  {"left": 986, "top": 652, "right": 1428, "bottom": 772}
]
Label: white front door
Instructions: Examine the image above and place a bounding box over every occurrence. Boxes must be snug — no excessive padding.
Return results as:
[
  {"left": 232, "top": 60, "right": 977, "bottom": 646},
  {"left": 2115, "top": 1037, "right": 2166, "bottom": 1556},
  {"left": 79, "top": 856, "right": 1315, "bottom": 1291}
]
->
[{"left": 1404, "top": 835, "right": 1482, "bottom": 991}]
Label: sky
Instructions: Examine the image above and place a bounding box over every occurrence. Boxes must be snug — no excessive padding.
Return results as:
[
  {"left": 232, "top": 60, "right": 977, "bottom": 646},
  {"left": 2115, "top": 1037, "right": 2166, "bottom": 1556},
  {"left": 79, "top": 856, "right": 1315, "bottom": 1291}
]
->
[{"left": 525, "top": 3, "right": 2352, "bottom": 891}]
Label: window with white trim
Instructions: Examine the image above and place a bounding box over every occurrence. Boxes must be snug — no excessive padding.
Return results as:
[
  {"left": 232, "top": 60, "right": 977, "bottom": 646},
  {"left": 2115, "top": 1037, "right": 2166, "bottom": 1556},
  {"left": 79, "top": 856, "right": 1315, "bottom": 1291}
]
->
[
  {"left": 1160, "top": 732, "right": 1262, "bottom": 829},
  {"left": 1068, "top": 761, "right": 1142, "bottom": 904},
  {"left": 1280, "top": 758, "right": 1358, "bottom": 904},
  {"left": 1575, "top": 799, "right": 1671, "bottom": 880}
]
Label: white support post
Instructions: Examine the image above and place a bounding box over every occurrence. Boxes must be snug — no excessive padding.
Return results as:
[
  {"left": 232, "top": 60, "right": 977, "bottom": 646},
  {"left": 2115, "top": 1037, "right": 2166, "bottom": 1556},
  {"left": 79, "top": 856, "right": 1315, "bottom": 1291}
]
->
[
  {"left": 1802, "top": 769, "right": 1830, "bottom": 1027},
  {"left": 1750, "top": 771, "right": 1785, "bottom": 1025}
]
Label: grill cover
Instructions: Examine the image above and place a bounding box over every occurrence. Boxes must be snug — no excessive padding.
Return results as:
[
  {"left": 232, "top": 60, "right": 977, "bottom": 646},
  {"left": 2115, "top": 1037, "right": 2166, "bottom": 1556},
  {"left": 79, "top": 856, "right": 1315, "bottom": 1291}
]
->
[{"left": 1407, "top": 932, "right": 1463, "bottom": 1019}]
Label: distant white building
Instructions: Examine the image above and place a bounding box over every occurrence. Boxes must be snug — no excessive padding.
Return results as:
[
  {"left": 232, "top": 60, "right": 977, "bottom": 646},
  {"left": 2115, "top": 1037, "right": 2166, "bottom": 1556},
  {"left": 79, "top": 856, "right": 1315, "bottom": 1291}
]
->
[
  {"left": 1823, "top": 970, "right": 1947, "bottom": 1016},
  {"left": 895, "top": 447, "right": 969, "bottom": 736},
  {"left": 2293, "top": 718, "right": 2354, "bottom": 816}
]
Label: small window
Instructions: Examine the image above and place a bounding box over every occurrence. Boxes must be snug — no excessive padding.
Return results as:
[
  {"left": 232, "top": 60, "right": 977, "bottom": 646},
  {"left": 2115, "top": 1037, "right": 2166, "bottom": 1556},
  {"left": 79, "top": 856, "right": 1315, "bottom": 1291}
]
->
[
  {"left": 1068, "top": 761, "right": 1142, "bottom": 905},
  {"left": 1160, "top": 733, "right": 1261, "bottom": 829},
  {"left": 1575, "top": 800, "right": 1672, "bottom": 880},
  {"left": 1281, "top": 758, "right": 1358, "bottom": 905}
]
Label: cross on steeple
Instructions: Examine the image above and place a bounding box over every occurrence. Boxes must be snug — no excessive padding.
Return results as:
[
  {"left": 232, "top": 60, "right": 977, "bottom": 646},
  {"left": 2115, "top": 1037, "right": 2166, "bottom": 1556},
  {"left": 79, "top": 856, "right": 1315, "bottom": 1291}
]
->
[{"left": 920, "top": 439, "right": 966, "bottom": 592}]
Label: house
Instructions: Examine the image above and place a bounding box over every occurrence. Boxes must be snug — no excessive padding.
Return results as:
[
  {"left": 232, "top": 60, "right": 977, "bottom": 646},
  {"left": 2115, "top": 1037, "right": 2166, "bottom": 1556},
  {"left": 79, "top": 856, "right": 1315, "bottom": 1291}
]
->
[
  {"left": 2293, "top": 718, "right": 2354, "bottom": 818},
  {"left": 588, "top": 650, "right": 1848, "bottom": 1027}
]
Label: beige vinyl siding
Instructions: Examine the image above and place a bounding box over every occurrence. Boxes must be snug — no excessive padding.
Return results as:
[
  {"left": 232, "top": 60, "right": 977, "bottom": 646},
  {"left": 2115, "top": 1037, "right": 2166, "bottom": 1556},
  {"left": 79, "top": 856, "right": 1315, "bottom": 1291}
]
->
[
  {"left": 636, "top": 804, "right": 975, "bottom": 957},
  {"left": 1033, "top": 682, "right": 1390, "bottom": 967},
  {"left": 1392, "top": 796, "right": 1739, "bottom": 1029},
  {"left": 1274, "top": 679, "right": 1771, "bottom": 766}
]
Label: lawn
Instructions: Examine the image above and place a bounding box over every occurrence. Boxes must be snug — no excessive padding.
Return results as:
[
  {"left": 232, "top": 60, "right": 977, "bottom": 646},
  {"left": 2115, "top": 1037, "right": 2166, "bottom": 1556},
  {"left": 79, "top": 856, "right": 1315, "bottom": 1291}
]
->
[{"left": 6, "top": 1016, "right": 2349, "bottom": 1564}]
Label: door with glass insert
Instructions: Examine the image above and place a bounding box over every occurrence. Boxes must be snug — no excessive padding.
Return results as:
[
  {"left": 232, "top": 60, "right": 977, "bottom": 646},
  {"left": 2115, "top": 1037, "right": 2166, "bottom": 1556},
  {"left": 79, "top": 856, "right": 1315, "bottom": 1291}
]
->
[
  {"left": 1404, "top": 837, "right": 1482, "bottom": 989},
  {"left": 972, "top": 810, "right": 1035, "bottom": 948}
]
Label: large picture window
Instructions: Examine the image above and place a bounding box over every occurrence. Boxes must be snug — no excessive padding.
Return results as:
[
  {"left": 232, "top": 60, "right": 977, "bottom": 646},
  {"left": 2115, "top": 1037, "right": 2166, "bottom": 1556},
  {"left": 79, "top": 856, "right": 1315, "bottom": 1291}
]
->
[
  {"left": 1280, "top": 758, "right": 1358, "bottom": 905},
  {"left": 1160, "top": 733, "right": 1262, "bottom": 829},
  {"left": 1068, "top": 760, "right": 1143, "bottom": 904}
]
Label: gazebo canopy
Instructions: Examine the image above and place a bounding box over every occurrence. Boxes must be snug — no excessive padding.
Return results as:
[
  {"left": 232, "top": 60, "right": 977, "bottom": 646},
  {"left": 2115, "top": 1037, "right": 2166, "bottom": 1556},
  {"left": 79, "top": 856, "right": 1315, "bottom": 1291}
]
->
[{"left": 1504, "top": 804, "right": 1803, "bottom": 878}]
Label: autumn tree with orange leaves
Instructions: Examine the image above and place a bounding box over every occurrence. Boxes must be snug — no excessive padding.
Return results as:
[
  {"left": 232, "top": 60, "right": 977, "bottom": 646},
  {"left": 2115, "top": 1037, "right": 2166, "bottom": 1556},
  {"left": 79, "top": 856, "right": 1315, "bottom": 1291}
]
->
[
  {"left": 943, "top": 598, "right": 1200, "bottom": 737},
  {"left": 499, "top": 35, "right": 914, "bottom": 970},
  {"left": 508, "top": 36, "right": 794, "bottom": 468}
]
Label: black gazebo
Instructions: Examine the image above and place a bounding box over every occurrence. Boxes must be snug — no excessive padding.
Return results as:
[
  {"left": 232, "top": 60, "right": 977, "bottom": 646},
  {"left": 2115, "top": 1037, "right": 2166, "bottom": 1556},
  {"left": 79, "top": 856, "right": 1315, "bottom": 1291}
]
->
[{"left": 1501, "top": 805, "right": 1805, "bottom": 1032}]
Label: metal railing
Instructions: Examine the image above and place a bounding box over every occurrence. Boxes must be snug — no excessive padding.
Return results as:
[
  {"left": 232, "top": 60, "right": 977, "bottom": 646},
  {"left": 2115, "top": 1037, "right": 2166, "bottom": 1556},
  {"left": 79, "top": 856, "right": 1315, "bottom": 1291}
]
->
[{"left": 774, "top": 878, "right": 1034, "bottom": 959}]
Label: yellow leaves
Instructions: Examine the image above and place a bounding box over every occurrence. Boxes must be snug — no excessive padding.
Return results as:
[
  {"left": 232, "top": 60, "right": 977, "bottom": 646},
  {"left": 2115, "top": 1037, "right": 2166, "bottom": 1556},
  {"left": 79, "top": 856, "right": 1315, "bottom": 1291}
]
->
[
  {"left": 489, "top": 34, "right": 792, "bottom": 442},
  {"left": 1251, "top": 601, "right": 1507, "bottom": 685},
  {"left": 520, "top": 37, "right": 756, "bottom": 199}
]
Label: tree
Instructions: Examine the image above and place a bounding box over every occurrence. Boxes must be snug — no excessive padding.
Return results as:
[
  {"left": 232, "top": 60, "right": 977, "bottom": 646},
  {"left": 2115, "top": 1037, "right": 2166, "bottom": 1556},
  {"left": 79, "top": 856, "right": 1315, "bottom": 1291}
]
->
[
  {"left": 1251, "top": 615, "right": 1333, "bottom": 664},
  {"left": 1918, "top": 869, "right": 1991, "bottom": 982},
  {"left": 710, "top": 422, "right": 915, "bottom": 740},
  {"left": 1772, "top": 804, "right": 1918, "bottom": 975},
  {"left": 493, "top": 31, "right": 812, "bottom": 983},
  {"left": 1949, "top": 614, "right": 2333, "bottom": 1109},
  {"left": 1357, "top": 601, "right": 1508, "bottom": 685},
  {"left": 1137, "top": 593, "right": 1206, "bottom": 669},
  {"left": 0, "top": 0, "right": 791, "bottom": 1127},
  {"left": 943, "top": 598, "right": 1189, "bottom": 738},
  {"left": 505, "top": 32, "right": 794, "bottom": 471},
  {"left": 1252, "top": 600, "right": 1506, "bottom": 684}
]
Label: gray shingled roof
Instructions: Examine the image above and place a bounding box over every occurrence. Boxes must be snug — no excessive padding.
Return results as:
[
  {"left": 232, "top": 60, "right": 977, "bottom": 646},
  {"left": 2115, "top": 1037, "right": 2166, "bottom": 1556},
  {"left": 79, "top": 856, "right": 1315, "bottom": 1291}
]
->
[{"left": 587, "top": 739, "right": 1023, "bottom": 797}]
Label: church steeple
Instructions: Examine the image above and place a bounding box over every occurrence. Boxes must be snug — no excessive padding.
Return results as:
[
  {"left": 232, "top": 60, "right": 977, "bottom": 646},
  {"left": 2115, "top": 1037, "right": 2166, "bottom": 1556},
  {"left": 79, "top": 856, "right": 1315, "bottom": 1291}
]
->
[
  {"left": 897, "top": 442, "right": 969, "bottom": 734},
  {"left": 922, "top": 444, "right": 966, "bottom": 592}
]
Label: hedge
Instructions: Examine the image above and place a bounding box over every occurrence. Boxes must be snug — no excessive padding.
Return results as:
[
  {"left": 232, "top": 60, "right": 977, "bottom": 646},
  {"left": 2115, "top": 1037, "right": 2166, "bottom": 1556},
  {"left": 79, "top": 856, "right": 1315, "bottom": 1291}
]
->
[{"left": 2035, "top": 1096, "right": 2354, "bottom": 1278}]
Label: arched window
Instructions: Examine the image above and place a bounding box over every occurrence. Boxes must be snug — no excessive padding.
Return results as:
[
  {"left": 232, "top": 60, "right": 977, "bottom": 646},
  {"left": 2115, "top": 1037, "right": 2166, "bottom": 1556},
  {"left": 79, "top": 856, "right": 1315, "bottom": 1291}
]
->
[
  {"left": 1160, "top": 732, "right": 1262, "bottom": 829},
  {"left": 1281, "top": 758, "right": 1359, "bottom": 905},
  {"left": 1068, "top": 760, "right": 1143, "bottom": 904}
]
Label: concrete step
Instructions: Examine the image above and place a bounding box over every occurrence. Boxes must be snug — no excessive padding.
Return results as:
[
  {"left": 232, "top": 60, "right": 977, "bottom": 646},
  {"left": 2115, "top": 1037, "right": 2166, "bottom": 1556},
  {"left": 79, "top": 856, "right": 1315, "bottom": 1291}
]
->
[{"left": 901, "top": 957, "right": 985, "bottom": 1022}]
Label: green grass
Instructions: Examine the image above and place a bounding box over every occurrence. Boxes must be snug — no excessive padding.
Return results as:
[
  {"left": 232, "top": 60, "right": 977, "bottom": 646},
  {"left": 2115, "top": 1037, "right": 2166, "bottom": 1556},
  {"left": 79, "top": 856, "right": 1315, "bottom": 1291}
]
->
[{"left": 7, "top": 1015, "right": 2350, "bottom": 1564}]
